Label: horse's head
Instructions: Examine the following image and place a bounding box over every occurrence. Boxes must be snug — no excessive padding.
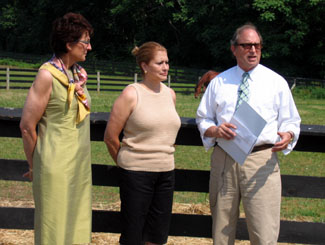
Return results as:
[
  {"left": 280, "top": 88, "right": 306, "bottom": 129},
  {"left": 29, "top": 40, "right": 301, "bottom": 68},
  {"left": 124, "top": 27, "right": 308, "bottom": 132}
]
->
[{"left": 194, "top": 70, "right": 219, "bottom": 98}]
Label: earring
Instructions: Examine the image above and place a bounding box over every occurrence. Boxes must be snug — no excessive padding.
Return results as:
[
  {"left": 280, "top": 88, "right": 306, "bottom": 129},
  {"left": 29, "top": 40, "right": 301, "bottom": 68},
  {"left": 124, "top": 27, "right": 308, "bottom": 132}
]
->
[{"left": 144, "top": 70, "right": 147, "bottom": 74}]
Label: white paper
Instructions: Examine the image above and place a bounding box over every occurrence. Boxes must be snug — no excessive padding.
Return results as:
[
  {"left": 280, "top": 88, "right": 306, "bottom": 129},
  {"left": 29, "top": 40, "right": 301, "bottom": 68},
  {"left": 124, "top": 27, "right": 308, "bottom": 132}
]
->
[
  {"left": 218, "top": 101, "right": 267, "bottom": 165},
  {"left": 230, "top": 116, "right": 257, "bottom": 154}
]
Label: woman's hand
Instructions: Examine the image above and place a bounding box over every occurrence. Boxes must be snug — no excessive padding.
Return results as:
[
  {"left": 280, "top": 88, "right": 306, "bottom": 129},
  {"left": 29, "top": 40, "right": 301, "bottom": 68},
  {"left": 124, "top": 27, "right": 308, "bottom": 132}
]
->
[
  {"left": 104, "top": 85, "right": 137, "bottom": 163},
  {"left": 23, "top": 168, "right": 33, "bottom": 181},
  {"left": 75, "top": 83, "right": 84, "bottom": 95},
  {"left": 20, "top": 69, "right": 52, "bottom": 182}
]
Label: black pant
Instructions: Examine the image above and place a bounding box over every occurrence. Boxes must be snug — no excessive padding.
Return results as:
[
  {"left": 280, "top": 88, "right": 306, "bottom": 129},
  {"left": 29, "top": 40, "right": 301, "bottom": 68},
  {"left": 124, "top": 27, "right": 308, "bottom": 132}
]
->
[{"left": 118, "top": 168, "right": 175, "bottom": 245}]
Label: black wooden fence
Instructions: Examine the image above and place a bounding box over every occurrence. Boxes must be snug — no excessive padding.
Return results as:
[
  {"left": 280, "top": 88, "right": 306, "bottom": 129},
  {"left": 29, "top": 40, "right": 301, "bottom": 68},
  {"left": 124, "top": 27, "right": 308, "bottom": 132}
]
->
[{"left": 0, "top": 107, "right": 325, "bottom": 244}]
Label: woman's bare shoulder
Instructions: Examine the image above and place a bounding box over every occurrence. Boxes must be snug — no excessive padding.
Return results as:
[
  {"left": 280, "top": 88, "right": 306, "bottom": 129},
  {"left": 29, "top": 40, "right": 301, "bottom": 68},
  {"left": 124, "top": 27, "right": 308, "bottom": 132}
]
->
[
  {"left": 34, "top": 68, "right": 53, "bottom": 89},
  {"left": 120, "top": 84, "right": 137, "bottom": 101}
]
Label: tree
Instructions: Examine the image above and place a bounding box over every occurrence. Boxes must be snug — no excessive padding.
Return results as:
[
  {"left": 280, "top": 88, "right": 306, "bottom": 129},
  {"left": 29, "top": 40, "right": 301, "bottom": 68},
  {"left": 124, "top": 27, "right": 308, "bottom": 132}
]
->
[
  {"left": 0, "top": 0, "right": 323, "bottom": 78},
  {"left": 252, "top": 0, "right": 325, "bottom": 77},
  {"left": 0, "top": 3, "right": 18, "bottom": 50}
]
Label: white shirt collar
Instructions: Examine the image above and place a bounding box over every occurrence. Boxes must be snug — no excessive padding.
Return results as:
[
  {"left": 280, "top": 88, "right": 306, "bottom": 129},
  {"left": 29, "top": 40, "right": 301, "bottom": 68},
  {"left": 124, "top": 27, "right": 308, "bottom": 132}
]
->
[{"left": 236, "top": 64, "right": 261, "bottom": 82}]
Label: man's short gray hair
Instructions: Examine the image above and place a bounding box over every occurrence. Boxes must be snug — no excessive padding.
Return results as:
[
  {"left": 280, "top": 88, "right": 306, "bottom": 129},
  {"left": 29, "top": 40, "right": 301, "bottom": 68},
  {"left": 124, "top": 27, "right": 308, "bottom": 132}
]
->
[{"left": 230, "top": 23, "right": 263, "bottom": 46}]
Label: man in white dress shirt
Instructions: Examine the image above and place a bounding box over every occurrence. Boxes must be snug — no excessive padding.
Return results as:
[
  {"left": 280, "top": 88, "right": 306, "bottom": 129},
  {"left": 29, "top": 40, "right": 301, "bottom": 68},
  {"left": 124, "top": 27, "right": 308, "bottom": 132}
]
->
[{"left": 196, "top": 23, "right": 301, "bottom": 244}]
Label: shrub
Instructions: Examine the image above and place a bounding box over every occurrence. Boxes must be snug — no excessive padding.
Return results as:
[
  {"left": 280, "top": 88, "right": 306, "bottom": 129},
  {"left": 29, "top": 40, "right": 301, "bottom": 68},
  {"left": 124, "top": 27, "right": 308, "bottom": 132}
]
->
[{"left": 0, "top": 58, "right": 40, "bottom": 69}]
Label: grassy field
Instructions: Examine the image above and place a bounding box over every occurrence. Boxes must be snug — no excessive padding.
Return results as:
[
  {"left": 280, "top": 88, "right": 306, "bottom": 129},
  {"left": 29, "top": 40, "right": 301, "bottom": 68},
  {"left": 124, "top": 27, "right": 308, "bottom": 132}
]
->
[{"left": 0, "top": 87, "right": 324, "bottom": 223}]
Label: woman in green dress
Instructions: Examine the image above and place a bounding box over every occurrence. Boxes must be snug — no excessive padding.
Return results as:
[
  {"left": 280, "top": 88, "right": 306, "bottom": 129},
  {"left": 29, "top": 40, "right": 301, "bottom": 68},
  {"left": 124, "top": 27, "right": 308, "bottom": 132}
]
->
[{"left": 20, "top": 13, "right": 93, "bottom": 244}]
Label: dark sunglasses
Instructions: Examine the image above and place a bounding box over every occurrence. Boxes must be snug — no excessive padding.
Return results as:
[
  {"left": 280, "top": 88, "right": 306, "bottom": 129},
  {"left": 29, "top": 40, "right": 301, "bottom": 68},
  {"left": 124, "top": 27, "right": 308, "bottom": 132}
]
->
[{"left": 236, "top": 43, "right": 262, "bottom": 50}]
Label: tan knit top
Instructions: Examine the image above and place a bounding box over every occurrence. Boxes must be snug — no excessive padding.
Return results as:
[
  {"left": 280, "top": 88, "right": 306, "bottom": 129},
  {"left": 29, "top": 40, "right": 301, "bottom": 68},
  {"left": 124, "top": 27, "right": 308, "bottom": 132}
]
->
[{"left": 117, "top": 83, "right": 181, "bottom": 172}]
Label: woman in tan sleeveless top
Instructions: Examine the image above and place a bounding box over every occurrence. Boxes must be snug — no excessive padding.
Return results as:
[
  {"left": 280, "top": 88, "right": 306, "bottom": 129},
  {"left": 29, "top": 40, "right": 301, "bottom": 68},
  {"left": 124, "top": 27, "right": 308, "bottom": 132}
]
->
[
  {"left": 20, "top": 13, "right": 93, "bottom": 244},
  {"left": 104, "top": 42, "right": 181, "bottom": 245}
]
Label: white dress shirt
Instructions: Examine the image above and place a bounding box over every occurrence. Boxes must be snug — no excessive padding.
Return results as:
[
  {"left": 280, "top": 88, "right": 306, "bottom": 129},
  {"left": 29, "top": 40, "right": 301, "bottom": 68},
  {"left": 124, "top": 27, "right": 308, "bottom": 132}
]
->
[{"left": 196, "top": 64, "right": 301, "bottom": 155}]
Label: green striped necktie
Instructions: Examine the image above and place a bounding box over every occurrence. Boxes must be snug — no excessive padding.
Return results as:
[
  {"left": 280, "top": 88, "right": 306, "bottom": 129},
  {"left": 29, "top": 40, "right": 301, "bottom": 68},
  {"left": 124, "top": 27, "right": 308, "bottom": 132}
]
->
[{"left": 236, "top": 72, "right": 250, "bottom": 110}]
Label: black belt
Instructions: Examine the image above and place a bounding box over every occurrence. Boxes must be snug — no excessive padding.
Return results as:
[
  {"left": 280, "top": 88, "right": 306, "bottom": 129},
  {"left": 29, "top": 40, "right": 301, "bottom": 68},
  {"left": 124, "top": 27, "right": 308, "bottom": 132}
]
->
[
  {"left": 214, "top": 143, "right": 273, "bottom": 153},
  {"left": 251, "top": 144, "right": 274, "bottom": 153}
]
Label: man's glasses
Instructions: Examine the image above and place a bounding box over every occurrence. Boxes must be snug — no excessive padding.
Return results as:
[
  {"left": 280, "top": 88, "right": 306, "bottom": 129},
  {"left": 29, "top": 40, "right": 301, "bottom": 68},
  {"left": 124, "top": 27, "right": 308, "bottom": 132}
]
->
[
  {"left": 236, "top": 43, "right": 262, "bottom": 50},
  {"left": 78, "top": 40, "right": 91, "bottom": 46}
]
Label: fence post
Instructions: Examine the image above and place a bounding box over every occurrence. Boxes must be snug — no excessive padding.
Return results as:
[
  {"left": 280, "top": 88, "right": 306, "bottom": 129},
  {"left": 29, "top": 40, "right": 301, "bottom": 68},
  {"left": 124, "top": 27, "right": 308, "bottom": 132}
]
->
[
  {"left": 291, "top": 78, "right": 296, "bottom": 91},
  {"left": 134, "top": 73, "right": 138, "bottom": 83},
  {"left": 168, "top": 75, "right": 171, "bottom": 87},
  {"left": 6, "top": 67, "right": 10, "bottom": 90},
  {"left": 97, "top": 71, "right": 100, "bottom": 93}
]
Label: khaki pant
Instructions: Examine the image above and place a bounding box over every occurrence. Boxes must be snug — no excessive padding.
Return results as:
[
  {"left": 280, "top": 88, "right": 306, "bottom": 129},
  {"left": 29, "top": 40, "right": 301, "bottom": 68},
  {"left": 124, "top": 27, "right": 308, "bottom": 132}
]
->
[{"left": 209, "top": 146, "right": 281, "bottom": 245}]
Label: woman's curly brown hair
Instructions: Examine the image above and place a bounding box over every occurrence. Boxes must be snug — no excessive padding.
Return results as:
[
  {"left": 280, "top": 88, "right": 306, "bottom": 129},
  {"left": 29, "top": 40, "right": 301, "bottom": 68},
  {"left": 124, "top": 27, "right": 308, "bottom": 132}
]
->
[{"left": 50, "top": 12, "right": 93, "bottom": 56}]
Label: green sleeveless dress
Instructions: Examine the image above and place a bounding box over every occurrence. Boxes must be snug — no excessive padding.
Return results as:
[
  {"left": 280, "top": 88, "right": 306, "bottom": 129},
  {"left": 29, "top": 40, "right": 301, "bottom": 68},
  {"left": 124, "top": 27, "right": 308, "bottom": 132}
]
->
[{"left": 32, "top": 69, "right": 92, "bottom": 244}]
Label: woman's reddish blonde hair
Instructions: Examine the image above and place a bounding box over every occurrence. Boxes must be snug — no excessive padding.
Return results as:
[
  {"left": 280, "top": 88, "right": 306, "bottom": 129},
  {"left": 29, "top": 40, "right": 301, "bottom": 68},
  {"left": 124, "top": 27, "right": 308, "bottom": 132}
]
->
[{"left": 132, "top": 41, "right": 167, "bottom": 75}]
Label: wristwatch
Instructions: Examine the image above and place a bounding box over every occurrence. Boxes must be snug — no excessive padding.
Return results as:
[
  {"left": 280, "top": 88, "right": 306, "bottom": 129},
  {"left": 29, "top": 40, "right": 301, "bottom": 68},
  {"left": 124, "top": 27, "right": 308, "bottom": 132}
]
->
[{"left": 288, "top": 131, "right": 294, "bottom": 142}]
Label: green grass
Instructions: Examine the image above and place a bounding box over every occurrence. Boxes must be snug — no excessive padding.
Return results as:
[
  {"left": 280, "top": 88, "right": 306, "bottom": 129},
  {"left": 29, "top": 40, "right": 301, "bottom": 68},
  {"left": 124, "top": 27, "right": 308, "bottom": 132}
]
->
[
  {"left": 0, "top": 90, "right": 28, "bottom": 107},
  {"left": 282, "top": 197, "right": 325, "bottom": 223},
  {"left": 292, "top": 97, "right": 325, "bottom": 124},
  {"left": 0, "top": 87, "right": 324, "bottom": 222},
  {"left": 293, "top": 86, "right": 325, "bottom": 100}
]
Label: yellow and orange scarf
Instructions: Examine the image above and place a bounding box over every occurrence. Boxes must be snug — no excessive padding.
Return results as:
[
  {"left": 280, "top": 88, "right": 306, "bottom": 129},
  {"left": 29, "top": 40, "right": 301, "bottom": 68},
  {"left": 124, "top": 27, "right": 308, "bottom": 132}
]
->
[{"left": 40, "top": 62, "right": 90, "bottom": 124}]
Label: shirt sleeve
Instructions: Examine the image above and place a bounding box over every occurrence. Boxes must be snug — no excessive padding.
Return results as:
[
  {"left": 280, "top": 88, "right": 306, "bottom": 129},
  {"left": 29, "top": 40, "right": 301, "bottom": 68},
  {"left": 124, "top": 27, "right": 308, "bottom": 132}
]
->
[
  {"left": 196, "top": 80, "right": 218, "bottom": 151},
  {"left": 277, "top": 82, "right": 301, "bottom": 155}
]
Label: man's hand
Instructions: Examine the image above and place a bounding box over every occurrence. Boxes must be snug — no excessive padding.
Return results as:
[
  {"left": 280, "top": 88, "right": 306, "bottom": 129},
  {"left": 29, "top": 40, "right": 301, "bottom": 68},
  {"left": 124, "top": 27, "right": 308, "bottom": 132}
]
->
[
  {"left": 272, "top": 131, "right": 293, "bottom": 152},
  {"left": 216, "top": 123, "right": 237, "bottom": 139},
  {"left": 204, "top": 123, "right": 237, "bottom": 140}
]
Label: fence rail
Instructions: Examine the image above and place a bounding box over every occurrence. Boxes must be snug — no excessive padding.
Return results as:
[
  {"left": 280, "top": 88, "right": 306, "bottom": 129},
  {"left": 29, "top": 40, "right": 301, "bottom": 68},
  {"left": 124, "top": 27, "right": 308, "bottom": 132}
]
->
[
  {"left": 0, "top": 107, "right": 324, "bottom": 243},
  {"left": 1, "top": 66, "right": 325, "bottom": 94},
  {"left": 0, "top": 67, "right": 198, "bottom": 93}
]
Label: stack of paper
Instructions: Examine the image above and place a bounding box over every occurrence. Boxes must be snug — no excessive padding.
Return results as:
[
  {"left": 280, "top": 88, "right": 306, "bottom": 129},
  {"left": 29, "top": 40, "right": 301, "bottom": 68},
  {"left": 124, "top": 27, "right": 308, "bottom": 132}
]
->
[{"left": 218, "top": 101, "right": 267, "bottom": 165}]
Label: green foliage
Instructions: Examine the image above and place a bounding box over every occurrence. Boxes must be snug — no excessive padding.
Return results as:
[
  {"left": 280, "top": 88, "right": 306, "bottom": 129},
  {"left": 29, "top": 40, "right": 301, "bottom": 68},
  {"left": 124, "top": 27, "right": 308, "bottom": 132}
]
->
[
  {"left": 0, "top": 58, "right": 40, "bottom": 68},
  {"left": 0, "top": 4, "right": 17, "bottom": 29},
  {"left": 0, "top": 0, "right": 324, "bottom": 77},
  {"left": 252, "top": 0, "right": 325, "bottom": 77}
]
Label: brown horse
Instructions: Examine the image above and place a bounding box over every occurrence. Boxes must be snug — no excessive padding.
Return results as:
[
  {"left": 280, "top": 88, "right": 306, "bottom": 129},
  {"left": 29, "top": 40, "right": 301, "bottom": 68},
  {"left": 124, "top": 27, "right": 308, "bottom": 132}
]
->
[{"left": 194, "top": 70, "right": 219, "bottom": 98}]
